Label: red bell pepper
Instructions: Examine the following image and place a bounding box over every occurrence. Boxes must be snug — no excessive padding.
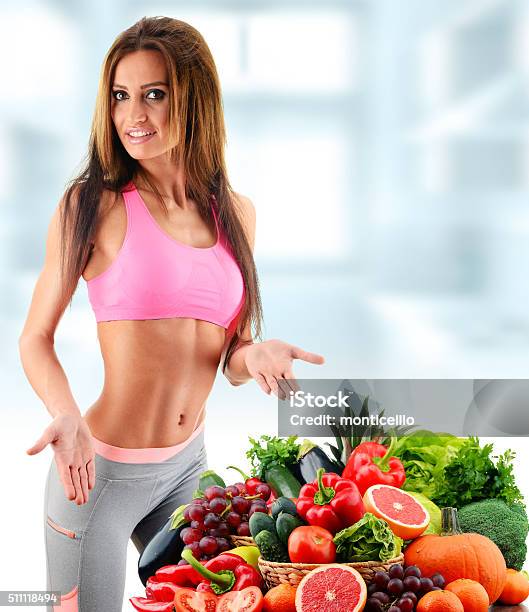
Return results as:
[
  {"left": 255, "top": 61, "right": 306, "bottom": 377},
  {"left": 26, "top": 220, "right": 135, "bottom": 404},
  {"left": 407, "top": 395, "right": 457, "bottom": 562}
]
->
[
  {"left": 154, "top": 560, "right": 204, "bottom": 587},
  {"left": 342, "top": 437, "right": 406, "bottom": 495},
  {"left": 296, "top": 468, "right": 365, "bottom": 534},
  {"left": 181, "top": 549, "right": 262, "bottom": 595},
  {"left": 145, "top": 577, "right": 180, "bottom": 602},
  {"left": 129, "top": 597, "right": 174, "bottom": 611}
]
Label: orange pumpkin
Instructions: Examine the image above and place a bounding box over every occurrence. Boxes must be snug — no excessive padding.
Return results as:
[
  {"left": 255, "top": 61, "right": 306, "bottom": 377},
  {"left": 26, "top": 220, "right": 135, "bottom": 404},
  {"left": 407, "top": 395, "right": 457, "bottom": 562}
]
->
[{"left": 404, "top": 508, "right": 506, "bottom": 604}]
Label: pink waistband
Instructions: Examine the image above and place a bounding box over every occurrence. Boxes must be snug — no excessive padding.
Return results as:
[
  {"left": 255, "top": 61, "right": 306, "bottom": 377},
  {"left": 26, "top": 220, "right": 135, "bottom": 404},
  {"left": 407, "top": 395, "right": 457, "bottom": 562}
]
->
[{"left": 91, "top": 421, "right": 205, "bottom": 463}]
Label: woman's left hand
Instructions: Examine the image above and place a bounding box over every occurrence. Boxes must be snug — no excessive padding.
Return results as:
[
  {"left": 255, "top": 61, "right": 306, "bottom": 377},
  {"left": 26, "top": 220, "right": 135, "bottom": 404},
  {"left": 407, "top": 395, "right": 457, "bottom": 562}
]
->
[{"left": 244, "top": 339, "right": 325, "bottom": 399}]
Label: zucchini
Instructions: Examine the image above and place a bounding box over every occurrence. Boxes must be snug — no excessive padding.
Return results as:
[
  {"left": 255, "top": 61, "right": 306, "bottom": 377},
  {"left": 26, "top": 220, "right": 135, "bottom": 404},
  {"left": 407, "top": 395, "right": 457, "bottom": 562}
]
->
[
  {"left": 271, "top": 496, "right": 298, "bottom": 520},
  {"left": 254, "top": 530, "right": 289, "bottom": 562},
  {"left": 249, "top": 512, "right": 276, "bottom": 539},
  {"left": 265, "top": 464, "right": 301, "bottom": 499},
  {"left": 276, "top": 512, "right": 304, "bottom": 546}
]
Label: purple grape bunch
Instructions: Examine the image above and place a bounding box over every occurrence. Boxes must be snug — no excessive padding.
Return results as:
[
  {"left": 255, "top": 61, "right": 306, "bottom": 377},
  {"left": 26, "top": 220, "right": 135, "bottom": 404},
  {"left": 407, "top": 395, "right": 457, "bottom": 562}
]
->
[
  {"left": 179, "top": 483, "right": 270, "bottom": 561},
  {"left": 366, "top": 564, "right": 446, "bottom": 612}
]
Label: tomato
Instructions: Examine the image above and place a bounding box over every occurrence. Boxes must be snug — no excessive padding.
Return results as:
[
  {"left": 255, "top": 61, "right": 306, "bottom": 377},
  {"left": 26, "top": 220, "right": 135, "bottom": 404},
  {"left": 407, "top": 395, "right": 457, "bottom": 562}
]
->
[
  {"left": 173, "top": 587, "right": 218, "bottom": 612},
  {"left": 217, "top": 586, "right": 264, "bottom": 611},
  {"left": 129, "top": 597, "right": 174, "bottom": 611},
  {"left": 287, "top": 525, "right": 336, "bottom": 564}
]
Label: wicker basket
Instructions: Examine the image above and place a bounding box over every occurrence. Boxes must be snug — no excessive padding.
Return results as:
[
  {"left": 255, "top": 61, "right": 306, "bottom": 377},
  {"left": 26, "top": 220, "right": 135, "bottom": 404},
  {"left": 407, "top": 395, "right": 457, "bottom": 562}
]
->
[
  {"left": 229, "top": 535, "right": 255, "bottom": 547},
  {"left": 258, "top": 554, "right": 404, "bottom": 589}
]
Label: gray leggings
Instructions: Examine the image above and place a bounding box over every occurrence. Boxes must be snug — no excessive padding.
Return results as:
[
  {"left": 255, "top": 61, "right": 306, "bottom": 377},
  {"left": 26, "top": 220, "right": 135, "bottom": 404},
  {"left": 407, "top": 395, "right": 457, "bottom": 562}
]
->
[{"left": 43, "top": 427, "right": 207, "bottom": 612}]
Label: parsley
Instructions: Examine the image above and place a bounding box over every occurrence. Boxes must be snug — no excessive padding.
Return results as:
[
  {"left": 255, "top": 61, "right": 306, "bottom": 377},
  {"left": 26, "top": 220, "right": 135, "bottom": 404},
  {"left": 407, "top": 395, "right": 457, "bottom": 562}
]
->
[
  {"left": 435, "top": 437, "right": 524, "bottom": 508},
  {"left": 246, "top": 435, "right": 300, "bottom": 480}
]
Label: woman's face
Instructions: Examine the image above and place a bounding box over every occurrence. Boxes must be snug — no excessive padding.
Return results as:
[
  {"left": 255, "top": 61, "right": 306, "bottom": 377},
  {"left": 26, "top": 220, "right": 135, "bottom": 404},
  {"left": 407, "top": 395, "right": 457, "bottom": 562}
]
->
[{"left": 111, "top": 49, "right": 172, "bottom": 161}]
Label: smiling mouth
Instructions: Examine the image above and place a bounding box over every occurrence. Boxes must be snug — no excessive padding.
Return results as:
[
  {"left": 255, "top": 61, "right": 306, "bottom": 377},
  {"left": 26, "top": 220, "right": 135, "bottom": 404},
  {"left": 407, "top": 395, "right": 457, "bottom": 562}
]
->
[{"left": 126, "top": 129, "right": 156, "bottom": 137}]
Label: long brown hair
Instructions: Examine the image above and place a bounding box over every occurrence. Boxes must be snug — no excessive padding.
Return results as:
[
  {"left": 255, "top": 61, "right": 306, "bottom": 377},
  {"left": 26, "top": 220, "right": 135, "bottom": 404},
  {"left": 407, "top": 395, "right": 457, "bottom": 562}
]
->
[{"left": 59, "top": 16, "right": 262, "bottom": 370}]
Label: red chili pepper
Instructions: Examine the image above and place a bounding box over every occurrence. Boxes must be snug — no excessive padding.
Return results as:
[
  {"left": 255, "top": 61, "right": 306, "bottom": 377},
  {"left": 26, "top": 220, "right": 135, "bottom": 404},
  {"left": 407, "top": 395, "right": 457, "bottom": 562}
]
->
[
  {"left": 342, "top": 437, "right": 406, "bottom": 495},
  {"left": 181, "top": 549, "right": 262, "bottom": 595},
  {"left": 296, "top": 468, "right": 365, "bottom": 534},
  {"left": 129, "top": 597, "right": 174, "bottom": 611},
  {"left": 145, "top": 578, "right": 180, "bottom": 602},
  {"left": 227, "top": 466, "right": 263, "bottom": 495}
]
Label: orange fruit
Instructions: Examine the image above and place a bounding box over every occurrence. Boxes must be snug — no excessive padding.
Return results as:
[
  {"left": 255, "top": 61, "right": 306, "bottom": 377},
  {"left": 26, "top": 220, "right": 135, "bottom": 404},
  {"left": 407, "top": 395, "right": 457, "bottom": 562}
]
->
[
  {"left": 263, "top": 584, "right": 297, "bottom": 612},
  {"left": 445, "top": 579, "right": 489, "bottom": 612},
  {"left": 295, "top": 565, "right": 367, "bottom": 612},
  {"left": 363, "top": 484, "right": 430, "bottom": 539},
  {"left": 416, "top": 590, "right": 464, "bottom": 612},
  {"left": 498, "top": 569, "right": 529, "bottom": 605}
]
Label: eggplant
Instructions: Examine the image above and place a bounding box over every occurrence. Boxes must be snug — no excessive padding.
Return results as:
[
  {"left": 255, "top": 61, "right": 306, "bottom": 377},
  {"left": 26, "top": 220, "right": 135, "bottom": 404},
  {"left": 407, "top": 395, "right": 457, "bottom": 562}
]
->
[
  {"left": 291, "top": 440, "right": 344, "bottom": 484},
  {"left": 137, "top": 506, "right": 187, "bottom": 586}
]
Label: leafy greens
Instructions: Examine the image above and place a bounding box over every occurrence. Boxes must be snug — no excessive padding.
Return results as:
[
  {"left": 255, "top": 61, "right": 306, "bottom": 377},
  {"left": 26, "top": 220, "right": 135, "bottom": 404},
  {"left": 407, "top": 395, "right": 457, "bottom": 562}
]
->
[{"left": 333, "top": 512, "right": 403, "bottom": 562}]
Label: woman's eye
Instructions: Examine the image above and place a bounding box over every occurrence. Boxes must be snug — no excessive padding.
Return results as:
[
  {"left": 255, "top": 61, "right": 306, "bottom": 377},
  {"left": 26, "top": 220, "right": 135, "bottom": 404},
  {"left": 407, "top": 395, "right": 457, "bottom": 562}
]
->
[
  {"left": 112, "top": 90, "right": 128, "bottom": 101},
  {"left": 146, "top": 89, "right": 165, "bottom": 100}
]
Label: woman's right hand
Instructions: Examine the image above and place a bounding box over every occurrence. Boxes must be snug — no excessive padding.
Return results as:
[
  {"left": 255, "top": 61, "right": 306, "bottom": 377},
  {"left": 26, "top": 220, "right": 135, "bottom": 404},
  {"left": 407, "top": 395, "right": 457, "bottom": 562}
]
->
[{"left": 26, "top": 413, "right": 96, "bottom": 505}]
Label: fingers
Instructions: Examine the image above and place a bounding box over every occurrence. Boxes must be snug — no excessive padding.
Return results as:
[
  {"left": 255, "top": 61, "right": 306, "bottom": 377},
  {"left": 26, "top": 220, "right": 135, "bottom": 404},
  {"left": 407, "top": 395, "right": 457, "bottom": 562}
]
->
[
  {"left": 255, "top": 373, "right": 272, "bottom": 395},
  {"left": 263, "top": 374, "right": 281, "bottom": 399},
  {"left": 78, "top": 466, "right": 89, "bottom": 504},
  {"left": 255, "top": 371, "right": 300, "bottom": 399},
  {"left": 86, "top": 458, "right": 96, "bottom": 490},
  {"left": 70, "top": 466, "right": 83, "bottom": 505},
  {"left": 281, "top": 369, "right": 301, "bottom": 393},
  {"left": 26, "top": 427, "right": 55, "bottom": 455},
  {"left": 291, "top": 346, "right": 325, "bottom": 365},
  {"left": 276, "top": 377, "right": 290, "bottom": 401},
  {"left": 56, "top": 453, "right": 95, "bottom": 505},
  {"left": 57, "top": 462, "right": 76, "bottom": 502}
]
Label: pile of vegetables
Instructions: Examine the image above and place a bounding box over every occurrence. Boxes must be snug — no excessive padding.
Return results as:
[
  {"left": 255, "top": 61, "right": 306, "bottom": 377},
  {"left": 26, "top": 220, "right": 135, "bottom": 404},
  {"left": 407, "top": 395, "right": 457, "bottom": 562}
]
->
[{"left": 129, "top": 422, "right": 529, "bottom": 611}]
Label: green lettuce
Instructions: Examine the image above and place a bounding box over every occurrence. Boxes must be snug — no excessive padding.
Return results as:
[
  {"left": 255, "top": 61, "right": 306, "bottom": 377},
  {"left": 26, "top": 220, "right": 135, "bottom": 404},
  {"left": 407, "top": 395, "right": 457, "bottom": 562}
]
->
[
  {"left": 333, "top": 513, "right": 403, "bottom": 562},
  {"left": 393, "top": 431, "right": 466, "bottom": 500}
]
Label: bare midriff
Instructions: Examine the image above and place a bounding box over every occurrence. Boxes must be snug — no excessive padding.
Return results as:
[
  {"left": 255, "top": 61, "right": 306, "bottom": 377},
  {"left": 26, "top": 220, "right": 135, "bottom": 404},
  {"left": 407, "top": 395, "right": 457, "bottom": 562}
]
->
[{"left": 83, "top": 317, "right": 225, "bottom": 448}]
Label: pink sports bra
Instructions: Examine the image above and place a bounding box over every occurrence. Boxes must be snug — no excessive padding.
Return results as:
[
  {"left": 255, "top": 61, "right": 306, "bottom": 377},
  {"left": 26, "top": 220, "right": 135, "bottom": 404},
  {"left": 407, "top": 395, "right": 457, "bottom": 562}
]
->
[{"left": 86, "top": 182, "right": 245, "bottom": 329}]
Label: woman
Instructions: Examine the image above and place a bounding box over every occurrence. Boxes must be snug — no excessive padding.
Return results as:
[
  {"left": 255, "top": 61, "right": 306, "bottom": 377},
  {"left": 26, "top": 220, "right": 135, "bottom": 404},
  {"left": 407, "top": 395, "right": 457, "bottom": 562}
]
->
[{"left": 18, "top": 16, "right": 324, "bottom": 612}]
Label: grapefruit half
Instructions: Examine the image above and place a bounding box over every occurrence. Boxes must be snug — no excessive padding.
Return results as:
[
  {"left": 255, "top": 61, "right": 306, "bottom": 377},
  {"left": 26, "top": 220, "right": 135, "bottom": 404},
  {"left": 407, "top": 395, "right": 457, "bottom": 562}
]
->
[
  {"left": 363, "top": 484, "right": 430, "bottom": 539},
  {"left": 295, "top": 564, "right": 367, "bottom": 612}
]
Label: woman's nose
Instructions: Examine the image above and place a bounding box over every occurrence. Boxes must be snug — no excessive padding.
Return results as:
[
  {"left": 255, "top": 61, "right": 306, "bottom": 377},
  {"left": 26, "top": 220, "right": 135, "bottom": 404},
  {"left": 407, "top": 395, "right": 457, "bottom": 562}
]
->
[{"left": 128, "top": 98, "right": 148, "bottom": 123}]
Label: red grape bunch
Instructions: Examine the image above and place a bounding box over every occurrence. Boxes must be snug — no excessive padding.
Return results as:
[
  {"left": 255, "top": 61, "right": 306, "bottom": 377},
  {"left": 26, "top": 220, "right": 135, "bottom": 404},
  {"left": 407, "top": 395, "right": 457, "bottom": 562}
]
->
[
  {"left": 179, "top": 482, "right": 271, "bottom": 563},
  {"left": 366, "top": 564, "right": 446, "bottom": 612}
]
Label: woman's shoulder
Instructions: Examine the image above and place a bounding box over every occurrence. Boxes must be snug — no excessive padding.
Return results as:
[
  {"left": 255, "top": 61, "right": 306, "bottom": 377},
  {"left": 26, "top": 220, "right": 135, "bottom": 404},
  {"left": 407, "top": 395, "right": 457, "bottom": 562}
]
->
[
  {"left": 60, "top": 183, "right": 121, "bottom": 214},
  {"left": 232, "top": 191, "right": 254, "bottom": 211},
  {"left": 232, "top": 191, "right": 256, "bottom": 249}
]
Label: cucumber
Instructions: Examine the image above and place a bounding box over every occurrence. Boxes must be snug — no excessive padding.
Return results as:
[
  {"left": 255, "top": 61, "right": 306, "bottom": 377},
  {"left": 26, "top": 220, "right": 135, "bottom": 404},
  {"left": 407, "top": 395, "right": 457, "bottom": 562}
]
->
[
  {"left": 276, "top": 512, "right": 304, "bottom": 546},
  {"left": 254, "top": 530, "right": 289, "bottom": 562},
  {"left": 198, "top": 470, "right": 226, "bottom": 490},
  {"left": 265, "top": 465, "right": 301, "bottom": 499},
  {"left": 271, "top": 496, "right": 298, "bottom": 520},
  {"left": 249, "top": 512, "right": 276, "bottom": 539}
]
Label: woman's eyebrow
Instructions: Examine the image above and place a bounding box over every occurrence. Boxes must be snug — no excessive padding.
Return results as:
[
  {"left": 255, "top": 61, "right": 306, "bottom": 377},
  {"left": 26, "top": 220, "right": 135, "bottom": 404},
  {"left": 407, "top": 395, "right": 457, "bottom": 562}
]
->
[{"left": 112, "top": 81, "right": 169, "bottom": 89}]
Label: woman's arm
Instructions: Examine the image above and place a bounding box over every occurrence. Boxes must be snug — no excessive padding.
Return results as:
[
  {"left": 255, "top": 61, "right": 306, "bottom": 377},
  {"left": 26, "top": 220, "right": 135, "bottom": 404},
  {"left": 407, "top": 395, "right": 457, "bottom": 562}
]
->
[
  {"left": 221, "top": 193, "right": 325, "bottom": 396},
  {"left": 18, "top": 196, "right": 81, "bottom": 417},
  {"left": 19, "top": 188, "right": 96, "bottom": 505},
  {"left": 221, "top": 192, "right": 256, "bottom": 386}
]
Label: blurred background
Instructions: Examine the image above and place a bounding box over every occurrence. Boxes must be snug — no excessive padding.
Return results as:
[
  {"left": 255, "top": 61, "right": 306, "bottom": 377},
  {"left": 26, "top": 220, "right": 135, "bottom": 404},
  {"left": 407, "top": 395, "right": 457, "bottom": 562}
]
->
[{"left": 2, "top": 0, "right": 529, "bottom": 607}]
